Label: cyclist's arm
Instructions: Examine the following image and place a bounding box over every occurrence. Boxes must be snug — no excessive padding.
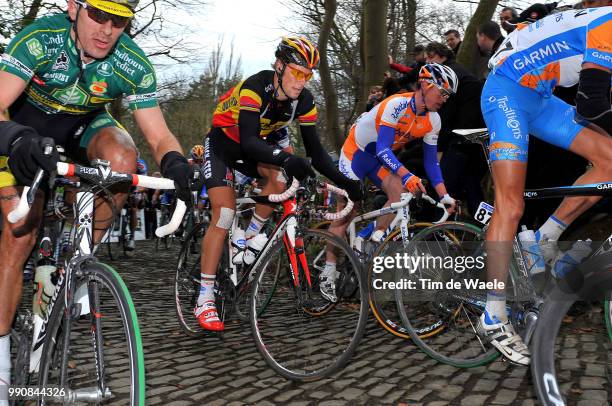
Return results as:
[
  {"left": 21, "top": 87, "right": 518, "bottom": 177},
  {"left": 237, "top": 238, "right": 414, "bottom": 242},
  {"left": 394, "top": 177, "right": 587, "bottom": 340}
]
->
[
  {"left": 575, "top": 63, "right": 611, "bottom": 135},
  {"left": 238, "top": 110, "right": 289, "bottom": 166},
  {"left": 0, "top": 59, "right": 32, "bottom": 154},
  {"left": 133, "top": 107, "right": 184, "bottom": 164},
  {"left": 375, "top": 124, "right": 412, "bottom": 181},
  {"left": 300, "top": 125, "right": 353, "bottom": 186}
]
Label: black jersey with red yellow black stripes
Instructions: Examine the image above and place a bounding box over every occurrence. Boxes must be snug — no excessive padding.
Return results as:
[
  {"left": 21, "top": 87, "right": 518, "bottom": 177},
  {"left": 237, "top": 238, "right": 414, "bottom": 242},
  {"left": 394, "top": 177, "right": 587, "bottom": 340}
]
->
[{"left": 212, "top": 70, "right": 317, "bottom": 143}]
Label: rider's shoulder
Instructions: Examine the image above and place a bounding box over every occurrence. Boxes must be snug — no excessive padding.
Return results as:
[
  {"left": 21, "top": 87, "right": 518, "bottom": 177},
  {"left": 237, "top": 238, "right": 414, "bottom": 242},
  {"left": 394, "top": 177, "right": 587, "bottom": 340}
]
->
[
  {"left": 12, "top": 13, "right": 70, "bottom": 41},
  {"left": 107, "top": 34, "right": 156, "bottom": 83}
]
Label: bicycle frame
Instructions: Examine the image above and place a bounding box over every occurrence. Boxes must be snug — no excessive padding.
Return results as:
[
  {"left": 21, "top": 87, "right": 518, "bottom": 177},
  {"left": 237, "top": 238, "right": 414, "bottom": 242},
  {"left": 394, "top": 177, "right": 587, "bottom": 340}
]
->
[{"left": 347, "top": 193, "right": 449, "bottom": 253}]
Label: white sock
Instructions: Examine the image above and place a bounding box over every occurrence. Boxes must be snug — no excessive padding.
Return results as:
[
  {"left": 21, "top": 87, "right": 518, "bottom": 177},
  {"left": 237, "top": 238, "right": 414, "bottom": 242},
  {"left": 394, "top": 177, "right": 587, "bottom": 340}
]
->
[
  {"left": 246, "top": 213, "right": 267, "bottom": 238},
  {"left": 484, "top": 292, "right": 507, "bottom": 324},
  {"left": 322, "top": 262, "right": 338, "bottom": 279},
  {"left": 0, "top": 334, "right": 10, "bottom": 406},
  {"left": 536, "top": 215, "right": 567, "bottom": 242},
  {"left": 198, "top": 274, "right": 216, "bottom": 304}
]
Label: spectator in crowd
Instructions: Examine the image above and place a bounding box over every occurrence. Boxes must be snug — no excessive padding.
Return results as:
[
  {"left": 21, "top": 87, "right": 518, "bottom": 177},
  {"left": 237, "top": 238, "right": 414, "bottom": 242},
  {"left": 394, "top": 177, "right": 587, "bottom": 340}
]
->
[
  {"left": 499, "top": 6, "right": 518, "bottom": 33},
  {"left": 388, "top": 45, "right": 427, "bottom": 91},
  {"left": 443, "top": 29, "right": 462, "bottom": 55},
  {"left": 513, "top": 2, "right": 558, "bottom": 23},
  {"left": 477, "top": 21, "right": 504, "bottom": 57},
  {"left": 366, "top": 85, "right": 384, "bottom": 111}
]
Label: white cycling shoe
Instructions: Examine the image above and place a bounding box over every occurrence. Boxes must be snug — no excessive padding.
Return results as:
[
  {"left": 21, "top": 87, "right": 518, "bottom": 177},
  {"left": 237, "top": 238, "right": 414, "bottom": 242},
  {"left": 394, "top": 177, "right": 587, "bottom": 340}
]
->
[
  {"left": 476, "top": 312, "right": 530, "bottom": 366},
  {"left": 319, "top": 271, "right": 339, "bottom": 303}
]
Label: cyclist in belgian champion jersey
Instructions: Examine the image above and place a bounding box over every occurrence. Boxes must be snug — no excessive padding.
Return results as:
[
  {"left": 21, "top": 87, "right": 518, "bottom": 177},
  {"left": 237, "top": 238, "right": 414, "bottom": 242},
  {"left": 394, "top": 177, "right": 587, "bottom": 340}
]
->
[
  {"left": 0, "top": 0, "right": 193, "bottom": 390},
  {"left": 195, "top": 37, "right": 363, "bottom": 331}
]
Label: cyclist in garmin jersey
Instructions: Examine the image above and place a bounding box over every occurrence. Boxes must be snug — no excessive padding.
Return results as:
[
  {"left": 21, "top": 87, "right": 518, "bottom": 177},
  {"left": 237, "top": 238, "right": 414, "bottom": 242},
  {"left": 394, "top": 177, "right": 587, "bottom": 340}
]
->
[
  {"left": 0, "top": 0, "right": 193, "bottom": 391},
  {"left": 195, "top": 37, "right": 362, "bottom": 331},
  {"left": 477, "top": 6, "right": 612, "bottom": 366},
  {"left": 324, "top": 63, "right": 458, "bottom": 302}
]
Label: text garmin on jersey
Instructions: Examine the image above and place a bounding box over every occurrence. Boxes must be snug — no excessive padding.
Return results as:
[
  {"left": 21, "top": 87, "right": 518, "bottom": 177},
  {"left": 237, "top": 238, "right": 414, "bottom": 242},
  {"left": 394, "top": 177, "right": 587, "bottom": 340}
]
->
[{"left": 512, "top": 41, "right": 571, "bottom": 70}]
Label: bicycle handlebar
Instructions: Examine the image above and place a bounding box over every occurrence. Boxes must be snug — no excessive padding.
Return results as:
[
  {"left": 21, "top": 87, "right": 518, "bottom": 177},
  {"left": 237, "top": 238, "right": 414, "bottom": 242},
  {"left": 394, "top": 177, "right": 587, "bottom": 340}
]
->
[
  {"left": 8, "top": 162, "right": 187, "bottom": 238},
  {"left": 268, "top": 178, "right": 300, "bottom": 202},
  {"left": 318, "top": 183, "right": 354, "bottom": 221},
  {"left": 388, "top": 192, "right": 449, "bottom": 223}
]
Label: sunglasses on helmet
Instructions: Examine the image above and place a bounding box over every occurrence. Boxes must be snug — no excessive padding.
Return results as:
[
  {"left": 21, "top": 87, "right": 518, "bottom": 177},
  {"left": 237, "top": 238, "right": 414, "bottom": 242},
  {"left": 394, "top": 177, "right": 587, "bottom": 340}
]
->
[
  {"left": 76, "top": 1, "right": 131, "bottom": 28},
  {"left": 287, "top": 64, "right": 313, "bottom": 82}
]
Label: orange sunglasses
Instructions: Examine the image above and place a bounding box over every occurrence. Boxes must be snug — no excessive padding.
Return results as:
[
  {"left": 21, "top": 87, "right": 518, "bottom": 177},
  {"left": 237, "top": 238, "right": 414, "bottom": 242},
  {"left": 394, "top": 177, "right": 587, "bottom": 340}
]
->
[{"left": 287, "top": 65, "right": 314, "bottom": 81}]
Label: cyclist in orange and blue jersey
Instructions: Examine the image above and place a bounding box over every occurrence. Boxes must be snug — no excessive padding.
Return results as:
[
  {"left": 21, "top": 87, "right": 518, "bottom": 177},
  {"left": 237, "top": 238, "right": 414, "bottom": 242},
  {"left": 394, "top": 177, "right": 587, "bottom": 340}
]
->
[
  {"left": 477, "top": 6, "right": 612, "bottom": 366},
  {"left": 324, "top": 63, "right": 459, "bottom": 302}
]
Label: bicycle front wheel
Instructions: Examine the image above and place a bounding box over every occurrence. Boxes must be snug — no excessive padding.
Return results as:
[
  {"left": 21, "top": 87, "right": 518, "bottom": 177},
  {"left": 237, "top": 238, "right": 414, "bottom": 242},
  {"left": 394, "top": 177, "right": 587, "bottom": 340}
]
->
[
  {"left": 368, "top": 223, "right": 439, "bottom": 339},
  {"left": 395, "top": 222, "right": 500, "bottom": 367},
  {"left": 38, "top": 262, "right": 145, "bottom": 405},
  {"left": 250, "top": 229, "right": 368, "bottom": 381}
]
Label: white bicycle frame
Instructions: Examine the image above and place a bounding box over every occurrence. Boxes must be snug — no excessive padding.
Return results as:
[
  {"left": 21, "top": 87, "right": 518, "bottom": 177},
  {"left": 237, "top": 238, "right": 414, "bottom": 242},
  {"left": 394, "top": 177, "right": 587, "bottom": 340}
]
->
[{"left": 347, "top": 192, "right": 450, "bottom": 252}]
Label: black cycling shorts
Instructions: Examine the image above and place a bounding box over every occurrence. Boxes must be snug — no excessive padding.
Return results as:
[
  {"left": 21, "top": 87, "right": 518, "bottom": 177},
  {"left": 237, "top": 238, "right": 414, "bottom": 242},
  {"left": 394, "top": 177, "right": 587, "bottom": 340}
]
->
[{"left": 203, "top": 128, "right": 287, "bottom": 190}]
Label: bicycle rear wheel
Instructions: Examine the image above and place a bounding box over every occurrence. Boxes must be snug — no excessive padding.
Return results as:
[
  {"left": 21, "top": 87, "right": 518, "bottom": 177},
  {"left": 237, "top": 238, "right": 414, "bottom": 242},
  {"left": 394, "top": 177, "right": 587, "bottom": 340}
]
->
[
  {"left": 532, "top": 269, "right": 612, "bottom": 405},
  {"left": 250, "top": 229, "right": 368, "bottom": 381},
  {"left": 395, "top": 222, "right": 500, "bottom": 367},
  {"left": 38, "top": 262, "right": 145, "bottom": 405}
]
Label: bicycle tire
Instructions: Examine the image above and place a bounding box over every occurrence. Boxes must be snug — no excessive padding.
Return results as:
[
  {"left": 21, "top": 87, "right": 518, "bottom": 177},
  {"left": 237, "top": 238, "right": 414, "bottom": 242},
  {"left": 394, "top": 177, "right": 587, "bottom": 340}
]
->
[
  {"left": 250, "top": 228, "right": 368, "bottom": 381},
  {"left": 368, "top": 223, "right": 443, "bottom": 339},
  {"left": 174, "top": 222, "right": 213, "bottom": 337},
  {"left": 606, "top": 291, "right": 612, "bottom": 342},
  {"left": 395, "top": 222, "right": 501, "bottom": 368},
  {"left": 38, "top": 262, "right": 145, "bottom": 406}
]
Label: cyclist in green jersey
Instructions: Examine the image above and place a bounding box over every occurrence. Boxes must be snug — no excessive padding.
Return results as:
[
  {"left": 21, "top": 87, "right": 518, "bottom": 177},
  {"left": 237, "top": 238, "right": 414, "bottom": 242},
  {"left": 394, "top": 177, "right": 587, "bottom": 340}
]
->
[{"left": 0, "top": 1, "right": 192, "bottom": 394}]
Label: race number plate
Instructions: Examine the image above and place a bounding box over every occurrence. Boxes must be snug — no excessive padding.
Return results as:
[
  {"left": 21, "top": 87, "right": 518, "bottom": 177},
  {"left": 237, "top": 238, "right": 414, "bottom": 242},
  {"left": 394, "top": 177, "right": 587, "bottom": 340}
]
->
[{"left": 474, "top": 201, "right": 494, "bottom": 225}]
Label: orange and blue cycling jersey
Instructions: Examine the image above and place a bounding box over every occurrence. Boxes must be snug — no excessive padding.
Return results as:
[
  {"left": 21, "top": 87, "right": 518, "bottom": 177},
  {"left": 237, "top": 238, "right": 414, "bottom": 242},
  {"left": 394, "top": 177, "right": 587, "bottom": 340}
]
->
[
  {"left": 482, "top": 7, "right": 611, "bottom": 162},
  {"left": 339, "top": 92, "right": 444, "bottom": 188},
  {"left": 489, "top": 7, "right": 612, "bottom": 96}
]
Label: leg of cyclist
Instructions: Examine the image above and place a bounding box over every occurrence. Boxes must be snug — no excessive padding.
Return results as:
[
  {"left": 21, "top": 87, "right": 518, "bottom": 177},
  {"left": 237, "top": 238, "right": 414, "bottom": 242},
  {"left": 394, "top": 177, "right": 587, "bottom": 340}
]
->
[
  {"left": 535, "top": 125, "right": 612, "bottom": 244},
  {"left": 85, "top": 126, "right": 138, "bottom": 245},
  {"left": 0, "top": 184, "right": 45, "bottom": 392},
  {"left": 245, "top": 162, "right": 286, "bottom": 238},
  {"left": 195, "top": 185, "right": 235, "bottom": 331}
]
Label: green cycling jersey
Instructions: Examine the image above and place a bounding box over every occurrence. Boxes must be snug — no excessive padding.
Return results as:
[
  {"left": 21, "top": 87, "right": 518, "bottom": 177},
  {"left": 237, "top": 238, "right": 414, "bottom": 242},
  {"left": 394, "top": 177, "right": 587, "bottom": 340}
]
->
[{"left": 0, "top": 13, "right": 158, "bottom": 115}]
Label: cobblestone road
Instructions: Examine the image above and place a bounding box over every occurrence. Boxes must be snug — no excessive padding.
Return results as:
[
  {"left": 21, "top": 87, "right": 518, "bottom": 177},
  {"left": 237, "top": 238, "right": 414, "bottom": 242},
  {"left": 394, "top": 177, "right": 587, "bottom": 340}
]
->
[{"left": 99, "top": 240, "right": 610, "bottom": 406}]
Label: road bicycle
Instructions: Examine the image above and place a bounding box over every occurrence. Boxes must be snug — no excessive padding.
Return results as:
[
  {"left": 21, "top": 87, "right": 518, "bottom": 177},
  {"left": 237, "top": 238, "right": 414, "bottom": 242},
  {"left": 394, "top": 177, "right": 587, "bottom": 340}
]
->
[
  {"left": 242, "top": 179, "right": 368, "bottom": 381},
  {"left": 393, "top": 128, "right": 612, "bottom": 371},
  {"left": 8, "top": 144, "right": 185, "bottom": 405},
  {"left": 174, "top": 182, "right": 273, "bottom": 336},
  {"left": 312, "top": 188, "right": 451, "bottom": 339}
]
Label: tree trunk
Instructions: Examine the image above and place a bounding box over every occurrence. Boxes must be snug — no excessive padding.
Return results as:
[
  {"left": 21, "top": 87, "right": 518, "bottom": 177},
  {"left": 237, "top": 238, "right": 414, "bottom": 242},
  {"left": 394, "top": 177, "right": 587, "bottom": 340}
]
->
[
  {"left": 405, "top": 0, "right": 416, "bottom": 64},
  {"left": 318, "top": 0, "right": 342, "bottom": 150},
  {"left": 455, "top": 0, "right": 500, "bottom": 76},
  {"left": 360, "top": 0, "right": 388, "bottom": 113},
  {"left": 20, "top": 0, "right": 43, "bottom": 29}
]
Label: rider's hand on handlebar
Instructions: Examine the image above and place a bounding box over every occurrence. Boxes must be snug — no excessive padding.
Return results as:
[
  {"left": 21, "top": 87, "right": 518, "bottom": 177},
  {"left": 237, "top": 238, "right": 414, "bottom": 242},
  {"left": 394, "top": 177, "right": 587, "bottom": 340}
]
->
[
  {"left": 281, "top": 155, "right": 315, "bottom": 181},
  {"left": 8, "top": 133, "right": 59, "bottom": 184},
  {"left": 160, "top": 151, "right": 192, "bottom": 203},
  {"left": 403, "top": 174, "right": 426, "bottom": 195},
  {"left": 440, "top": 193, "right": 457, "bottom": 214},
  {"left": 343, "top": 179, "right": 364, "bottom": 202}
]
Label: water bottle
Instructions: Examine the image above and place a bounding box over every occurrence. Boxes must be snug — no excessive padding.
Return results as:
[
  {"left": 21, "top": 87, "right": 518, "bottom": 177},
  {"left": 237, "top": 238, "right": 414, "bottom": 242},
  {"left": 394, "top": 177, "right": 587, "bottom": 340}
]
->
[
  {"left": 33, "top": 263, "right": 57, "bottom": 317},
  {"left": 518, "top": 226, "right": 545, "bottom": 275},
  {"left": 231, "top": 228, "right": 246, "bottom": 265},
  {"left": 552, "top": 240, "right": 592, "bottom": 279},
  {"left": 244, "top": 234, "right": 268, "bottom": 265}
]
